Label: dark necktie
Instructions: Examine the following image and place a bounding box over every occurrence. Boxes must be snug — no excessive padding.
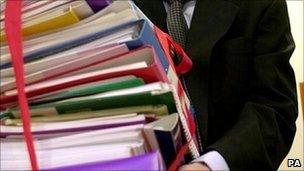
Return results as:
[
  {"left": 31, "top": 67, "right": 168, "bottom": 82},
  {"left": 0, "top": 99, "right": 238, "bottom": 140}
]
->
[{"left": 166, "top": 0, "right": 188, "bottom": 48}]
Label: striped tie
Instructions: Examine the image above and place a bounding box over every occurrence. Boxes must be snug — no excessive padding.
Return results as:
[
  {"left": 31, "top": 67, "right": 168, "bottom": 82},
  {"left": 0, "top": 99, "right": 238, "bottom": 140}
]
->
[{"left": 166, "top": 0, "right": 188, "bottom": 48}]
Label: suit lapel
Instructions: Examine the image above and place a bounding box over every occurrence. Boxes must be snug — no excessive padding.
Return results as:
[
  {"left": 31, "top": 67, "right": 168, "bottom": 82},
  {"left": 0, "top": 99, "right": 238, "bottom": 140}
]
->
[
  {"left": 186, "top": 0, "right": 239, "bottom": 61},
  {"left": 184, "top": 0, "right": 239, "bottom": 148}
]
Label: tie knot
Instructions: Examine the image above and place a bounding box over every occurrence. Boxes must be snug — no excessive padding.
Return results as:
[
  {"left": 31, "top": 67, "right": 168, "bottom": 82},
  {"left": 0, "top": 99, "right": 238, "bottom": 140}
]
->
[{"left": 166, "top": 0, "right": 188, "bottom": 5}]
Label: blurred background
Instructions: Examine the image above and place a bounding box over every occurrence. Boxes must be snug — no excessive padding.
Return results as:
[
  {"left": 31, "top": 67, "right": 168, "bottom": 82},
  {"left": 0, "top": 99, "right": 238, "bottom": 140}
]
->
[{"left": 279, "top": 1, "right": 303, "bottom": 170}]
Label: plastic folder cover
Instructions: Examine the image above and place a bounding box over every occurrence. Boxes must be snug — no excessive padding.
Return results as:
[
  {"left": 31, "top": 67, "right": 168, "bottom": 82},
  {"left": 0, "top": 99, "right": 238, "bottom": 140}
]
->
[{"left": 44, "top": 151, "right": 164, "bottom": 171}]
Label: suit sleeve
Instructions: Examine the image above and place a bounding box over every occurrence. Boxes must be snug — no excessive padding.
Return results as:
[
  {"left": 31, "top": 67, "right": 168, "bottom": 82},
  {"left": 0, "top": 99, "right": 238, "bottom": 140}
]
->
[{"left": 207, "top": 0, "right": 298, "bottom": 170}]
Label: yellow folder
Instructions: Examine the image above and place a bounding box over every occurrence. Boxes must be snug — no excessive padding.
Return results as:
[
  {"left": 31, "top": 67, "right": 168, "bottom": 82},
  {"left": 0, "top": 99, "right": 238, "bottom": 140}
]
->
[{"left": 0, "top": 7, "right": 80, "bottom": 42}]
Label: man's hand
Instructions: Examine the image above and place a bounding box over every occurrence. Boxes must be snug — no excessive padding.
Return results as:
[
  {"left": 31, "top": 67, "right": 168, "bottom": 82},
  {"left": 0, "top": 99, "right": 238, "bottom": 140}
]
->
[{"left": 178, "top": 163, "right": 211, "bottom": 171}]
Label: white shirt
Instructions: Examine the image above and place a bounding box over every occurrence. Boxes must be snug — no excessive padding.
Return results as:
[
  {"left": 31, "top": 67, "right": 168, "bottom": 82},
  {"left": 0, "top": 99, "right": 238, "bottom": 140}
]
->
[{"left": 164, "top": 1, "right": 230, "bottom": 170}]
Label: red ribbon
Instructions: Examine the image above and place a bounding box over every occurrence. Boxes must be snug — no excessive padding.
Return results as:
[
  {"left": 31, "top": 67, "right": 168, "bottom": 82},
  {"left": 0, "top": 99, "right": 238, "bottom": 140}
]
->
[
  {"left": 167, "top": 141, "right": 191, "bottom": 171},
  {"left": 153, "top": 26, "right": 193, "bottom": 75},
  {"left": 166, "top": 38, "right": 193, "bottom": 75},
  {"left": 153, "top": 26, "right": 198, "bottom": 171},
  {"left": 4, "top": 1, "right": 39, "bottom": 170}
]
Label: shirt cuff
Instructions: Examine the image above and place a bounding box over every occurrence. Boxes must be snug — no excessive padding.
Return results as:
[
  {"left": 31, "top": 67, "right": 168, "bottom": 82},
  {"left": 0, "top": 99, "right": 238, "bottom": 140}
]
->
[{"left": 192, "top": 151, "right": 230, "bottom": 171}]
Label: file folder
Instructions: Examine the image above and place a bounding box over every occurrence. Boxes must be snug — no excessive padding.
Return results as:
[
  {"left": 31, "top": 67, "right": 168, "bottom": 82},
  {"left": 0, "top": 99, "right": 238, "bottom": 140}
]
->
[{"left": 44, "top": 151, "right": 164, "bottom": 171}]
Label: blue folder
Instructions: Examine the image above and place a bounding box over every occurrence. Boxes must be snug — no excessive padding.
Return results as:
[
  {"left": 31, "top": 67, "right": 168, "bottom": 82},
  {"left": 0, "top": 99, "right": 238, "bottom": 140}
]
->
[{"left": 1, "top": 20, "right": 169, "bottom": 73}]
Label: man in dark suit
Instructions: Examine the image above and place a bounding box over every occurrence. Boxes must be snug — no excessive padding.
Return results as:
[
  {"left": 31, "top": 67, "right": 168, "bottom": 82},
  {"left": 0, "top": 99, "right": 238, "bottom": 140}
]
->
[{"left": 134, "top": 0, "right": 298, "bottom": 170}]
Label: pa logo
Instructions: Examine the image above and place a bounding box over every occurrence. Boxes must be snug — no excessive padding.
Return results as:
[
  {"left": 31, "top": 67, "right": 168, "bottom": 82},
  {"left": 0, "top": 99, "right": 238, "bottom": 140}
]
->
[{"left": 287, "top": 159, "right": 302, "bottom": 167}]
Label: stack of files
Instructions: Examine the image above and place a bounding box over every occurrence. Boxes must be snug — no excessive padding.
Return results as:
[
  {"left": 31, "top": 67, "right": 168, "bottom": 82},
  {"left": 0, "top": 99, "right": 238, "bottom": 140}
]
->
[
  {"left": 0, "top": 46, "right": 168, "bottom": 108},
  {"left": 0, "top": 0, "right": 111, "bottom": 42},
  {"left": 1, "top": 121, "right": 163, "bottom": 170},
  {"left": 0, "top": 0, "right": 199, "bottom": 170},
  {"left": 1, "top": 113, "right": 180, "bottom": 170}
]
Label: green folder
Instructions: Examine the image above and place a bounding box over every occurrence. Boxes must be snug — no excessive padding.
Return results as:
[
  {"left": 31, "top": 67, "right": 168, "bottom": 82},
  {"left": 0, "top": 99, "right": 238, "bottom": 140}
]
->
[
  {"left": 4, "top": 82, "right": 177, "bottom": 118},
  {"left": 31, "top": 76, "right": 145, "bottom": 104},
  {"left": 4, "top": 105, "right": 169, "bottom": 125}
]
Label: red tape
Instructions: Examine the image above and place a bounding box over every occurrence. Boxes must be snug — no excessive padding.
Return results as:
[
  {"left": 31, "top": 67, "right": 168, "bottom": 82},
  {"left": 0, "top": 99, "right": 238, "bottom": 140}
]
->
[
  {"left": 4, "top": 1, "right": 39, "bottom": 170},
  {"left": 168, "top": 141, "right": 191, "bottom": 171},
  {"left": 154, "top": 26, "right": 198, "bottom": 171},
  {"left": 153, "top": 26, "right": 193, "bottom": 75},
  {"left": 168, "top": 40, "right": 193, "bottom": 75}
]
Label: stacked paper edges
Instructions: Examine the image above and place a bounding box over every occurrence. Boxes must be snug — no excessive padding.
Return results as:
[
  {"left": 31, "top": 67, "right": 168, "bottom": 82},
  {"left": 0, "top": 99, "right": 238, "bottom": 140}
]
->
[{"left": 0, "top": 0, "right": 200, "bottom": 170}]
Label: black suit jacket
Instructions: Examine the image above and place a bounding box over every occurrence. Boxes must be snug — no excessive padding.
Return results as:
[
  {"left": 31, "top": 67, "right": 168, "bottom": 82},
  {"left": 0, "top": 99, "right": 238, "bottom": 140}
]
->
[{"left": 134, "top": 0, "right": 298, "bottom": 170}]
